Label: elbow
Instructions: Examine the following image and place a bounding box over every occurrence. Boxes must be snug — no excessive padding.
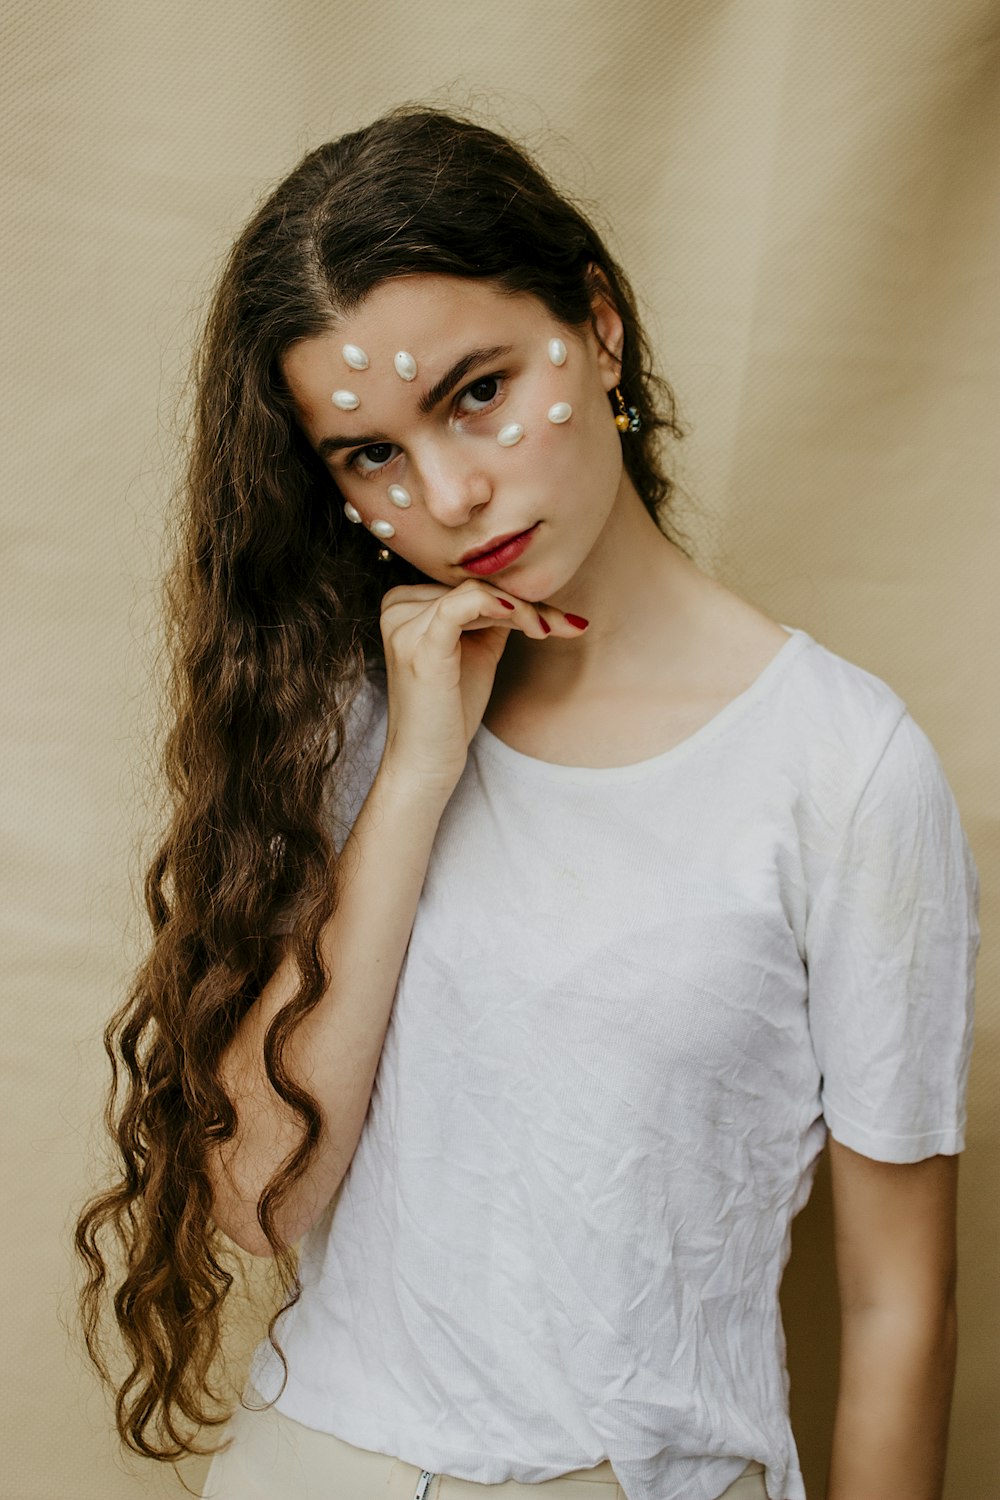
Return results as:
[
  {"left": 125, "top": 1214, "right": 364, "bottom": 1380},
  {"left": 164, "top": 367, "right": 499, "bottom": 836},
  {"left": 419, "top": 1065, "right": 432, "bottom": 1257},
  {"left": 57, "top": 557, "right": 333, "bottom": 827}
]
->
[{"left": 209, "top": 1197, "right": 276, "bottom": 1259}]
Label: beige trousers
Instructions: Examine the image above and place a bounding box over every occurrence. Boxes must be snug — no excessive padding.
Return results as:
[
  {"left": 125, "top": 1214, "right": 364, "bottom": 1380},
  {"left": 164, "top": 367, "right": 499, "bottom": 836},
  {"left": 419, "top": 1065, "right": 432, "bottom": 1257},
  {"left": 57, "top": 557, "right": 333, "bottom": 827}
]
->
[{"left": 200, "top": 1392, "right": 769, "bottom": 1499}]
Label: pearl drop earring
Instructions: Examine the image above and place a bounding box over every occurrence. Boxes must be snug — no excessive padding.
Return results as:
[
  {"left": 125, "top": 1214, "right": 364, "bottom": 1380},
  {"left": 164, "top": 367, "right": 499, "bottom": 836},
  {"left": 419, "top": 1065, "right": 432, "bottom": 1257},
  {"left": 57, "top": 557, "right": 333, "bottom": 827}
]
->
[{"left": 611, "top": 385, "right": 641, "bottom": 433}]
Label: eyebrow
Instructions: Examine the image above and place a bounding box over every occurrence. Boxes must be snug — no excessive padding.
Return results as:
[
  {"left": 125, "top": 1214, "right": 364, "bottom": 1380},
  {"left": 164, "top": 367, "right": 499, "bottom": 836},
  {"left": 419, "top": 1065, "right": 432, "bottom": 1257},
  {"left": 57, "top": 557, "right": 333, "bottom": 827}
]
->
[
  {"left": 316, "top": 344, "right": 513, "bottom": 461},
  {"left": 417, "top": 345, "right": 512, "bottom": 415}
]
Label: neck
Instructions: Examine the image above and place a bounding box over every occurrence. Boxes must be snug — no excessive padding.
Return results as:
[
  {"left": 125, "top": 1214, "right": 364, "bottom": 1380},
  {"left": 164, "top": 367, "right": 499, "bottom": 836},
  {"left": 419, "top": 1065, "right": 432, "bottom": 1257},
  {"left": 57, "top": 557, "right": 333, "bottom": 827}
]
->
[{"left": 495, "top": 482, "right": 715, "bottom": 697}]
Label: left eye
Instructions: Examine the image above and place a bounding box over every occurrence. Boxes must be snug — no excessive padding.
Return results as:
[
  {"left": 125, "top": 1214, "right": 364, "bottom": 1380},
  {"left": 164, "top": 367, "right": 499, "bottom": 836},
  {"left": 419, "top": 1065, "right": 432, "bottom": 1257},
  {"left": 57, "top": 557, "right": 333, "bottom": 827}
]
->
[
  {"left": 350, "top": 442, "right": 398, "bottom": 475},
  {"left": 457, "top": 375, "right": 502, "bottom": 413}
]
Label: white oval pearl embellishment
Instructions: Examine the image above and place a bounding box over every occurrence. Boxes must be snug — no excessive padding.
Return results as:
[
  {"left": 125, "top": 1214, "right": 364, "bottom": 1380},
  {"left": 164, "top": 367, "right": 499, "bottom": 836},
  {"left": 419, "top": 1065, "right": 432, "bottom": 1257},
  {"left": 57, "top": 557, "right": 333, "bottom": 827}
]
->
[
  {"left": 342, "top": 344, "right": 369, "bottom": 370},
  {"left": 344, "top": 501, "right": 362, "bottom": 524},
  {"left": 394, "top": 351, "right": 417, "bottom": 381},
  {"left": 332, "top": 390, "right": 360, "bottom": 410},
  {"left": 548, "top": 338, "right": 567, "bottom": 366},
  {"left": 497, "top": 423, "right": 524, "bottom": 446},
  {"left": 370, "top": 518, "right": 396, "bottom": 539},
  {"left": 547, "top": 402, "right": 572, "bottom": 424},
  {"left": 387, "top": 484, "right": 411, "bottom": 508}
]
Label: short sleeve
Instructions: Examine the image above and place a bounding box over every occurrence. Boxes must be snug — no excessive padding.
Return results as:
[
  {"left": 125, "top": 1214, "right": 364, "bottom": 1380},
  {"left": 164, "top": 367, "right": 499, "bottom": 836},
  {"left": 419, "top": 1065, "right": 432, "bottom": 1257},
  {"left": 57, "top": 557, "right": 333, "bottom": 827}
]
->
[
  {"left": 804, "top": 709, "right": 980, "bottom": 1162},
  {"left": 268, "top": 670, "right": 388, "bottom": 936}
]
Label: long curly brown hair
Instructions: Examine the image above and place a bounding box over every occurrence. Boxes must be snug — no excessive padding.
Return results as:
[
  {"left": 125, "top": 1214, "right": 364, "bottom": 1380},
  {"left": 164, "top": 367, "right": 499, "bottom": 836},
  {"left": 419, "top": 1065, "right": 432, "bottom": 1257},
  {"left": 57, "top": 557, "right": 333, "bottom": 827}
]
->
[{"left": 72, "top": 104, "right": 691, "bottom": 1471}]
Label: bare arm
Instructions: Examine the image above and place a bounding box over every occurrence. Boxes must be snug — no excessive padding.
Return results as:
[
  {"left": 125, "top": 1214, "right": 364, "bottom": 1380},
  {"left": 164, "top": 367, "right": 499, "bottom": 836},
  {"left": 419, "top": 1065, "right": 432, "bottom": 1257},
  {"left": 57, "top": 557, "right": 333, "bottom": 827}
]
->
[
  {"left": 205, "top": 577, "right": 581, "bottom": 1258},
  {"left": 206, "top": 763, "right": 451, "bottom": 1258},
  {"left": 826, "top": 1138, "right": 960, "bottom": 1500}
]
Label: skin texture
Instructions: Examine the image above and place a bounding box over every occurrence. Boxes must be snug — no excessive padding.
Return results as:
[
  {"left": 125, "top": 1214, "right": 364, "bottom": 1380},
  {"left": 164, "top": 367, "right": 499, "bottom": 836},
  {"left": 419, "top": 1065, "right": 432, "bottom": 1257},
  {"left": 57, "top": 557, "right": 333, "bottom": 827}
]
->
[
  {"left": 280, "top": 273, "right": 731, "bottom": 707},
  {"left": 283, "top": 273, "right": 962, "bottom": 1494},
  {"left": 826, "top": 1139, "right": 959, "bottom": 1500},
  {"left": 281, "top": 273, "right": 626, "bottom": 596}
]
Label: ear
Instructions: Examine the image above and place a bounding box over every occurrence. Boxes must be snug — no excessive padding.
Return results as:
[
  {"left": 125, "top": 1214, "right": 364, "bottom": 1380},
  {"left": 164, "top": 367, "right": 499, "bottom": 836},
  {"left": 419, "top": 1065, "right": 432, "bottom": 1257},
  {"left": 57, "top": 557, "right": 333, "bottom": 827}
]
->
[{"left": 585, "top": 265, "right": 625, "bottom": 393}]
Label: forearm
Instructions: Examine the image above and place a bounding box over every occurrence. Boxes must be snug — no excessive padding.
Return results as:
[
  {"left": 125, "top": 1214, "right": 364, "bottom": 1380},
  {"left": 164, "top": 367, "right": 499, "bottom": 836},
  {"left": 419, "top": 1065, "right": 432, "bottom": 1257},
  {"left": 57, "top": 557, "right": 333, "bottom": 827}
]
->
[
  {"left": 827, "top": 1300, "right": 957, "bottom": 1500},
  {"left": 208, "top": 763, "right": 450, "bottom": 1257}
]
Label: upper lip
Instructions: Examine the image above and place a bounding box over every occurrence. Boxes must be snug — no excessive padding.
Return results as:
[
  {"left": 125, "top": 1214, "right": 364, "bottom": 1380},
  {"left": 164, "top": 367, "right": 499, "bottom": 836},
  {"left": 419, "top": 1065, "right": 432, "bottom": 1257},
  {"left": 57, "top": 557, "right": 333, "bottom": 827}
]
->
[{"left": 459, "top": 526, "right": 535, "bottom": 564}]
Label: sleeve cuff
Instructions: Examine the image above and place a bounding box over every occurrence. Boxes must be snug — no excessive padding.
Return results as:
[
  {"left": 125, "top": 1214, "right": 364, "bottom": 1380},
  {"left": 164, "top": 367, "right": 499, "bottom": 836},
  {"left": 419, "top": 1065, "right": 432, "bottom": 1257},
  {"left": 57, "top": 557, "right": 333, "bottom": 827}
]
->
[{"left": 823, "top": 1101, "right": 966, "bottom": 1162}]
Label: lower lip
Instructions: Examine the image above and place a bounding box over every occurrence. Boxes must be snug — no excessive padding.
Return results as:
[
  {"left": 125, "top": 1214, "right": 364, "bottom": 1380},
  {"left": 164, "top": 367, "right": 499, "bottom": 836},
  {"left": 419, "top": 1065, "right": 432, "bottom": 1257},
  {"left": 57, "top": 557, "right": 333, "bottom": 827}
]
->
[{"left": 461, "top": 524, "right": 540, "bottom": 575}]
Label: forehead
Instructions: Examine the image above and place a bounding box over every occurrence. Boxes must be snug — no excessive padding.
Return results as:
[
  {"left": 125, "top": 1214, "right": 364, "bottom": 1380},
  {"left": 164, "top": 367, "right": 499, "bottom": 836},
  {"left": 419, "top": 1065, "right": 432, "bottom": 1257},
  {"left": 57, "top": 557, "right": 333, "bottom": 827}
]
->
[
  {"left": 282, "top": 276, "right": 543, "bottom": 393},
  {"left": 280, "top": 274, "right": 555, "bottom": 438},
  {"left": 337, "top": 273, "right": 541, "bottom": 341}
]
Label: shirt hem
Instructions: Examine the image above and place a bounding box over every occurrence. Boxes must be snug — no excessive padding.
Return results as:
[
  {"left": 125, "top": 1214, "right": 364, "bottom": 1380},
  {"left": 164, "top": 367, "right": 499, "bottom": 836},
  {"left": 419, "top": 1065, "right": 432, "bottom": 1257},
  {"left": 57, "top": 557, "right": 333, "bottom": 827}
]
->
[
  {"left": 249, "top": 1364, "right": 806, "bottom": 1500},
  {"left": 249, "top": 1369, "right": 610, "bottom": 1482}
]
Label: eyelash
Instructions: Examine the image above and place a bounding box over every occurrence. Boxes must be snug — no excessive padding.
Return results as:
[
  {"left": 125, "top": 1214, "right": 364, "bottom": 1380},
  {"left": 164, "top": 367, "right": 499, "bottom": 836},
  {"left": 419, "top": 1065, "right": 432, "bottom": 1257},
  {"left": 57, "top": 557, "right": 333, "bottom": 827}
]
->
[{"left": 345, "top": 372, "right": 507, "bottom": 478}]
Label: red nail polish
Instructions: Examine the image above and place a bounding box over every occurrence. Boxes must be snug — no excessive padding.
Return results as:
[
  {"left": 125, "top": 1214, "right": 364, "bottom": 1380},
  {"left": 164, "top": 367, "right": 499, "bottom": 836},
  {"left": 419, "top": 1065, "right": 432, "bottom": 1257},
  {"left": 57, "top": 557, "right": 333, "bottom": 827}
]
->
[
  {"left": 498, "top": 598, "right": 515, "bottom": 610},
  {"left": 564, "top": 614, "right": 589, "bottom": 630},
  {"left": 539, "top": 617, "right": 551, "bottom": 634}
]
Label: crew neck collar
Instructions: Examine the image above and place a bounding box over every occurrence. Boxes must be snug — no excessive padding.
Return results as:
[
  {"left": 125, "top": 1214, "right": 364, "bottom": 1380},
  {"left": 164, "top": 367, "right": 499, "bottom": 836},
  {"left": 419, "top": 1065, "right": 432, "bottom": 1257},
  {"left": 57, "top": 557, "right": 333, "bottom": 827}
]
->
[{"left": 472, "top": 625, "right": 813, "bottom": 784}]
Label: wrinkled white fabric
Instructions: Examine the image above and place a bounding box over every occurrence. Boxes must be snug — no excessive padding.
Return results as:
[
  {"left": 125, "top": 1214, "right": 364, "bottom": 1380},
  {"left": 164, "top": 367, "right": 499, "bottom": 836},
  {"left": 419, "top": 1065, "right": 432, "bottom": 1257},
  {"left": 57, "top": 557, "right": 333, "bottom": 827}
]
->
[{"left": 250, "top": 624, "right": 979, "bottom": 1500}]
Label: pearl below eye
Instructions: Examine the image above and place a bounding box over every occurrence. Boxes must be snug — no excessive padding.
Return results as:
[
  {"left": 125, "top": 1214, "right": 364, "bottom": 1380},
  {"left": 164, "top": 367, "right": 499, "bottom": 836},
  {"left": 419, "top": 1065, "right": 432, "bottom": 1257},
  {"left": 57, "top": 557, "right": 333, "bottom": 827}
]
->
[
  {"left": 371, "top": 518, "right": 396, "bottom": 538},
  {"left": 344, "top": 501, "right": 362, "bottom": 524},
  {"left": 497, "top": 423, "right": 524, "bottom": 446},
  {"left": 547, "top": 402, "right": 572, "bottom": 423},
  {"left": 388, "top": 484, "right": 411, "bottom": 508}
]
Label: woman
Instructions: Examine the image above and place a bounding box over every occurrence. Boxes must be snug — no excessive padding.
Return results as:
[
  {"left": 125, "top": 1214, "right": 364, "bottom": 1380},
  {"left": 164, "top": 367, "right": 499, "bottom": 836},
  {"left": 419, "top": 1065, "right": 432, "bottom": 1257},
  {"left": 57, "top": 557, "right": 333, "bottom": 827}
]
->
[{"left": 74, "top": 107, "right": 979, "bottom": 1500}]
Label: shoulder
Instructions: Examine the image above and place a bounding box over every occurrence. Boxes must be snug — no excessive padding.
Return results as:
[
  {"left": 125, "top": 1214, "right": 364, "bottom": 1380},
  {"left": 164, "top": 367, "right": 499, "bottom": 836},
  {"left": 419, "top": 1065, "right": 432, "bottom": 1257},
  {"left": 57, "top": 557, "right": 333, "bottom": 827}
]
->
[
  {"left": 774, "top": 629, "right": 912, "bottom": 814},
  {"left": 785, "top": 630, "right": 908, "bottom": 748}
]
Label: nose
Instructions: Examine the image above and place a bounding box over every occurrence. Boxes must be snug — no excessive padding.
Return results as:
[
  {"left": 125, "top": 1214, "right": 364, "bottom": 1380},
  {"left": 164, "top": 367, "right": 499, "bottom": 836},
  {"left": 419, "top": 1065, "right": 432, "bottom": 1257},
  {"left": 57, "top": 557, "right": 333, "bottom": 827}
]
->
[{"left": 412, "top": 437, "right": 493, "bottom": 526}]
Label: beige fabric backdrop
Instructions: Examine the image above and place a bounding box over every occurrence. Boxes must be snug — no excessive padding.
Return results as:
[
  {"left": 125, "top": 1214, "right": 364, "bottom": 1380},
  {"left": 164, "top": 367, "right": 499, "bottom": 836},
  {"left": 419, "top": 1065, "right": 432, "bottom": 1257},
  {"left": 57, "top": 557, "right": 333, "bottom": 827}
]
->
[{"left": 2, "top": 2, "right": 996, "bottom": 1496}]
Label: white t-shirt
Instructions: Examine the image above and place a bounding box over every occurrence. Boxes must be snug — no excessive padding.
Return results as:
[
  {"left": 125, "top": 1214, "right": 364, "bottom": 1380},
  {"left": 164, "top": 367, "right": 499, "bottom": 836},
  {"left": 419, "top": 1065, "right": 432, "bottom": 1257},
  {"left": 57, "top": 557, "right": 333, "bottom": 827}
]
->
[{"left": 249, "top": 624, "right": 979, "bottom": 1500}]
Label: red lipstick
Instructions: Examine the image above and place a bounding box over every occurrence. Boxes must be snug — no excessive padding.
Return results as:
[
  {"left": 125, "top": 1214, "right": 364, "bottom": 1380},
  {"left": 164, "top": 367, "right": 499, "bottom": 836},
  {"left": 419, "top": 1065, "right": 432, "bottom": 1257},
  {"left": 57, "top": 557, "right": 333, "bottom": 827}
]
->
[{"left": 459, "top": 524, "right": 540, "bottom": 575}]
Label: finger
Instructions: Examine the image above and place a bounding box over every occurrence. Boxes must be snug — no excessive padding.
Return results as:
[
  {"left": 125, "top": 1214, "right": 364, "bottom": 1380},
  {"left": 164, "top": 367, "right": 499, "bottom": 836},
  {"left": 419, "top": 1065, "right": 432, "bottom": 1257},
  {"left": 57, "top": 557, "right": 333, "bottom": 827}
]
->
[
  {"left": 381, "top": 584, "right": 450, "bottom": 616},
  {"left": 417, "top": 586, "right": 528, "bottom": 648}
]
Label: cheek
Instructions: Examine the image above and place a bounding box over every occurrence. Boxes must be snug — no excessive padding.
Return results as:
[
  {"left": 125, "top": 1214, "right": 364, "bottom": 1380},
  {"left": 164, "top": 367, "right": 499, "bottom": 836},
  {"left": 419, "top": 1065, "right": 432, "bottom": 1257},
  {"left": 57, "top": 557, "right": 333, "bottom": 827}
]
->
[{"left": 514, "top": 387, "right": 620, "bottom": 495}]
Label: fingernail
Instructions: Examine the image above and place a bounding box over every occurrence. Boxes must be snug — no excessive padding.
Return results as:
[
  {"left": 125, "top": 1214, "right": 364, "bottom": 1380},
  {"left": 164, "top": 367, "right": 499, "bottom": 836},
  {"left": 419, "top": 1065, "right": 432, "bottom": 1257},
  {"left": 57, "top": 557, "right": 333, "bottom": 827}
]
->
[
  {"left": 538, "top": 617, "right": 551, "bottom": 634},
  {"left": 564, "top": 614, "right": 589, "bottom": 630},
  {"left": 498, "top": 598, "right": 515, "bottom": 610}
]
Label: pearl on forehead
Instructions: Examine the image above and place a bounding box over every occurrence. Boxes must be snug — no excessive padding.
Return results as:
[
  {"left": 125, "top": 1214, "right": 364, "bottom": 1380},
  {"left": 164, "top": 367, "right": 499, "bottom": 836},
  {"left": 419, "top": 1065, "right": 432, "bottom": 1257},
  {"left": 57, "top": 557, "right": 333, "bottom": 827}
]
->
[
  {"left": 497, "top": 423, "right": 524, "bottom": 447},
  {"left": 388, "top": 484, "right": 412, "bottom": 508},
  {"left": 370, "top": 518, "right": 396, "bottom": 539},
  {"left": 343, "top": 501, "right": 362, "bottom": 524},
  {"left": 547, "top": 402, "right": 572, "bottom": 424},
  {"left": 342, "top": 344, "right": 369, "bottom": 370},
  {"left": 394, "top": 351, "right": 417, "bottom": 381},
  {"left": 548, "top": 338, "right": 567, "bottom": 366},
  {"left": 332, "top": 390, "right": 360, "bottom": 410}
]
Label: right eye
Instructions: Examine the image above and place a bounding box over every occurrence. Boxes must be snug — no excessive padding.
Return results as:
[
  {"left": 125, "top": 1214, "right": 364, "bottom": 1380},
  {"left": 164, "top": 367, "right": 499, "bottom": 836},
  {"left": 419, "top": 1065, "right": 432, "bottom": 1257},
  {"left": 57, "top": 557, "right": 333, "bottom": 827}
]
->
[{"left": 349, "top": 442, "right": 399, "bottom": 476}]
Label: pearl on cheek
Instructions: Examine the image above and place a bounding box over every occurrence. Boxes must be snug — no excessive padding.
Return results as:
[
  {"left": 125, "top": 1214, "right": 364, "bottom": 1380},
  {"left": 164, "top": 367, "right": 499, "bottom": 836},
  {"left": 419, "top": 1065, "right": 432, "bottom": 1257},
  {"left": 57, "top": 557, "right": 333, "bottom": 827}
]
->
[
  {"left": 342, "top": 344, "right": 369, "bottom": 370},
  {"left": 370, "top": 518, "right": 396, "bottom": 539},
  {"left": 548, "top": 338, "right": 567, "bottom": 366},
  {"left": 497, "top": 423, "right": 524, "bottom": 446},
  {"left": 388, "top": 484, "right": 411, "bottom": 508},
  {"left": 547, "top": 402, "right": 572, "bottom": 423}
]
